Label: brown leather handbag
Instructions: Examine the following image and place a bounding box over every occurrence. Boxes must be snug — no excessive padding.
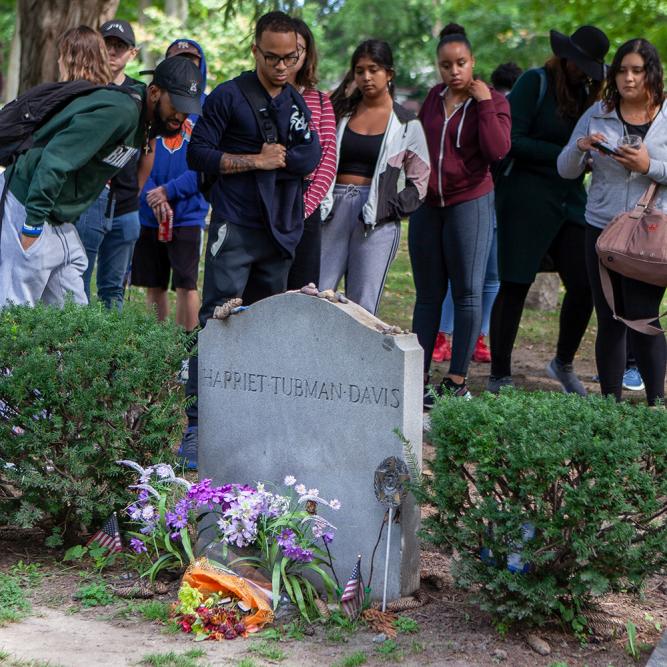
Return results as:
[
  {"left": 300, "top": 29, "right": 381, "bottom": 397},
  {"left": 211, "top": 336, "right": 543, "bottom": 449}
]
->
[{"left": 595, "top": 181, "right": 667, "bottom": 335}]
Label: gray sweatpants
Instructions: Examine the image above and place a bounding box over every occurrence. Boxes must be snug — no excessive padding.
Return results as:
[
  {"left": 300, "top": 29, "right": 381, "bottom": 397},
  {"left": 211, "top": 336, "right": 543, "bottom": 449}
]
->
[
  {"left": 0, "top": 175, "right": 88, "bottom": 308},
  {"left": 320, "top": 184, "right": 400, "bottom": 315}
]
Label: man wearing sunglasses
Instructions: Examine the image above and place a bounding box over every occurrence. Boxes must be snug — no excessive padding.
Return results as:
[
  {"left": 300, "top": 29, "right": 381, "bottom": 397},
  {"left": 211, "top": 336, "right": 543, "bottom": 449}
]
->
[{"left": 181, "top": 11, "right": 321, "bottom": 468}]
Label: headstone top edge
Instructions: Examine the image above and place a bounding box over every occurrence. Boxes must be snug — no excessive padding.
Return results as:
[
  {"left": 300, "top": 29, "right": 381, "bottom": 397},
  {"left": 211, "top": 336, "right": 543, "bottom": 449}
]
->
[{"left": 200, "top": 292, "right": 417, "bottom": 343}]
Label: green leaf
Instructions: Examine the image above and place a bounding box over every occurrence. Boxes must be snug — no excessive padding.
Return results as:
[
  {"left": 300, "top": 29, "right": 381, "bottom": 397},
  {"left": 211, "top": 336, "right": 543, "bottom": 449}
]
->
[
  {"left": 181, "top": 528, "right": 195, "bottom": 563},
  {"left": 63, "top": 545, "right": 87, "bottom": 562},
  {"left": 280, "top": 557, "right": 294, "bottom": 600},
  {"left": 288, "top": 575, "right": 310, "bottom": 623},
  {"left": 271, "top": 560, "right": 281, "bottom": 611}
]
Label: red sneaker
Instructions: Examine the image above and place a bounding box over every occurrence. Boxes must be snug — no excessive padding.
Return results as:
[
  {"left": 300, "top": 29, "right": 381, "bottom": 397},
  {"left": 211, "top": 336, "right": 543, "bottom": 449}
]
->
[
  {"left": 432, "top": 332, "right": 452, "bottom": 363},
  {"left": 472, "top": 335, "right": 491, "bottom": 363}
]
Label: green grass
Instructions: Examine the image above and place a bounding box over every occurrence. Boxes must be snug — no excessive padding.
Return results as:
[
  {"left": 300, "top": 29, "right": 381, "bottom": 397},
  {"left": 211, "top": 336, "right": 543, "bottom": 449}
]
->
[
  {"left": 0, "top": 573, "right": 31, "bottom": 625},
  {"left": 247, "top": 640, "right": 287, "bottom": 661},
  {"left": 235, "top": 660, "right": 259, "bottom": 667},
  {"left": 115, "top": 599, "right": 171, "bottom": 623},
  {"left": 393, "top": 616, "right": 419, "bottom": 634},
  {"left": 331, "top": 651, "right": 368, "bottom": 667},
  {"left": 140, "top": 649, "right": 206, "bottom": 667},
  {"left": 73, "top": 581, "right": 115, "bottom": 608},
  {"left": 0, "top": 654, "right": 64, "bottom": 667}
]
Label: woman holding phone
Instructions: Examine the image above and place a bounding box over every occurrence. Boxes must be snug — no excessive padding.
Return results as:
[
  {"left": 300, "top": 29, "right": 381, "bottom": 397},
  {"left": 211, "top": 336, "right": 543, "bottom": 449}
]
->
[{"left": 558, "top": 38, "right": 667, "bottom": 405}]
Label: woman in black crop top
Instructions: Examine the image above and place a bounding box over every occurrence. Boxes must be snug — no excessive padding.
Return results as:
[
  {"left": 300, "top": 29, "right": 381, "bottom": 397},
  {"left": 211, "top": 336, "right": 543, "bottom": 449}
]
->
[{"left": 318, "top": 39, "right": 430, "bottom": 315}]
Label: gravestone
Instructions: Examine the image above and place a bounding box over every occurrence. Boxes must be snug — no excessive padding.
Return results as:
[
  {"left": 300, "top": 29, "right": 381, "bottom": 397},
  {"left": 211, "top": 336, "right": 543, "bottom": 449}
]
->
[
  {"left": 525, "top": 274, "right": 560, "bottom": 311},
  {"left": 198, "top": 292, "right": 423, "bottom": 601}
]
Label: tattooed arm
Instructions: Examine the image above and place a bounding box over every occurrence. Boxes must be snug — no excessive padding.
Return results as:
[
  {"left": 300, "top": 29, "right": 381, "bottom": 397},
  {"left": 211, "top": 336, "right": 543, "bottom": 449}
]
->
[{"left": 219, "top": 142, "right": 286, "bottom": 174}]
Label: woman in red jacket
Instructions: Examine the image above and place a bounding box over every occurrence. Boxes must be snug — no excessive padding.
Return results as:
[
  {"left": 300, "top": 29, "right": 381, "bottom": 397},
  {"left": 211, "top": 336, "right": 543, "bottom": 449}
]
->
[{"left": 410, "top": 23, "right": 511, "bottom": 406}]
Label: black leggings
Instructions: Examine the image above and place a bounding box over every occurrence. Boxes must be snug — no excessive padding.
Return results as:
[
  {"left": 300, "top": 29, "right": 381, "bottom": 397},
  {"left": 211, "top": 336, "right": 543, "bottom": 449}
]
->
[
  {"left": 490, "top": 222, "right": 593, "bottom": 378},
  {"left": 585, "top": 225, "right": 666, "bottom": 404}
]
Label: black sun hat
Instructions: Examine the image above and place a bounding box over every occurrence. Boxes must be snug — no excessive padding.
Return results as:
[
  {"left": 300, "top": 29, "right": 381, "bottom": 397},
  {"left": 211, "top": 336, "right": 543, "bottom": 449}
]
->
[
  {"left": 550, "top": 26, "right": 610, "bottom": 81},
  {"left": 150, "top": 57, "right": 203, "bottom": 116}
]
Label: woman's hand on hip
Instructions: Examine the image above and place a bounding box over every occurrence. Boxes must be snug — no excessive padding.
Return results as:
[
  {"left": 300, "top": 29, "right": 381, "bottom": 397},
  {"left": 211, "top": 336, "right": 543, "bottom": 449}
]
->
[{"left": 613, "top": 143, "right": 651, "bottom": 174}]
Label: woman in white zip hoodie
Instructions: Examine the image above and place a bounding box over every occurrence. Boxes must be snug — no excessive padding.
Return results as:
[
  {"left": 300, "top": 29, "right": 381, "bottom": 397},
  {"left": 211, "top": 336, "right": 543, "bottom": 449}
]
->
[
  {"left": 558, "top": 38, "right": 667, "bottom": 406},
  {"left": 319, "top": 39, "right": 430, "bottom": 315}
]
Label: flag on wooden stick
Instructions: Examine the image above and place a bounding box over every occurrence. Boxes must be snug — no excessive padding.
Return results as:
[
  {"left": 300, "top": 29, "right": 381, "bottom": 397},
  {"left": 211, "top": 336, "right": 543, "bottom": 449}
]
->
[
  {"left": 340, "top": 555, "right": 366, "bottom": 619},
  {"left": 86, "top": 512, "right": 122, "bottom": 552}
]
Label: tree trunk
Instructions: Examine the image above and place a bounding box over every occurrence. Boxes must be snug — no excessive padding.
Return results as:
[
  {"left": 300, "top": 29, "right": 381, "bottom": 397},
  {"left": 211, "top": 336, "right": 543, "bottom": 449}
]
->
[
  {"left": 165, "top": 0, "right": 188, "bottom": 22},
  {"left": 17, "top": 0, "right": 120, "bottom": 93},
  {"left": 4, "top": 0, "right": 20, "bottom": 102}
]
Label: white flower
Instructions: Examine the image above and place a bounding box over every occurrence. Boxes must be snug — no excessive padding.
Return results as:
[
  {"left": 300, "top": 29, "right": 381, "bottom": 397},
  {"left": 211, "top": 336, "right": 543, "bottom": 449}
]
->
[
  {"left": 141, "top": 505, "right": 156, "bottom": 521},
  {"left": 294, "top": 484, "right": 306, "bottom": 495},
  {"left": 307, "top": 488, "right": 319, "bottom": 497},
  {"left": 154, "top": 464, "right": 175, "bottom": 479},
  {"left": 329, "top": 499, "right": 341, "bottom": 511},
  {"left": 284, "top": 475, "right": 296, "bottom": 486}
]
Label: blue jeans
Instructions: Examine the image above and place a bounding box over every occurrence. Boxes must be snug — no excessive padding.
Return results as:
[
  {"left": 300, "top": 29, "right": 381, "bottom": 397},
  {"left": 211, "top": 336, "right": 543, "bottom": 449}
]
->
[
  {"left": 75, "top": 189, "right": 141, "bottom": 309},
  {"left": 409, "top": 193, "right": 494, "bottom": 377},
  {"left": 440, "top": 225, "right": 499, "bottom": 336}
]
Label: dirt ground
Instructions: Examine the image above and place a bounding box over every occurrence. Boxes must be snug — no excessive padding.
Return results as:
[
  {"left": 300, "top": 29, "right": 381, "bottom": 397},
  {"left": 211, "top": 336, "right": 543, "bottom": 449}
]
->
[{"left": 1, "top": 341, "right": 664, "bottom": 667}]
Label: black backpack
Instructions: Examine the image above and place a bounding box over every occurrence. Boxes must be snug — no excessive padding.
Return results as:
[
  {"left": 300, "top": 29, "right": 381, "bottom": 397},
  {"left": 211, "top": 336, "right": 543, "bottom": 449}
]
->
[
  {"left": 0, "top": 81, "right": 142, "bottom": 230},
  {"left": 198, "top": 72, "right": 279, "bottom": 202}
]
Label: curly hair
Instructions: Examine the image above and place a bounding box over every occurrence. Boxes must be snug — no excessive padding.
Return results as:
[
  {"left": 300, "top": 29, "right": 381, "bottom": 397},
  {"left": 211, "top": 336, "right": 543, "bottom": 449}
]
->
[
  {"left": 602, "top": 38, "right": 664, "bottom": 113},
  {"left": 58, "top": 25, "right": 112, "bottom": 85},
  {"left": 544, "top": 56, "right": 602, "bottom": 119},
  {"left": 293, "top": 18, "right": 318, "bottom": 90}
]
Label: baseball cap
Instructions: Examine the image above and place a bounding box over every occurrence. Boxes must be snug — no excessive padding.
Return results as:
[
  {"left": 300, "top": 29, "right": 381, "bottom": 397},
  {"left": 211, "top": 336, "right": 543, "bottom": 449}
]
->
[
  {"left": 166, "top": 40, "right": 201, "bottom": 60},
  {"left": 100, "top": 20, "right": 136, "bottom": 47},
  {"left": 152, "top": 57, "right": 203, "bottom": 116}
]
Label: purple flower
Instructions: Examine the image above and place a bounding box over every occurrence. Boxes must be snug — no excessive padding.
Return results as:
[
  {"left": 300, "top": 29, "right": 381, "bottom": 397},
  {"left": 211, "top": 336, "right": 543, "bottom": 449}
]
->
[
  {"left": 322, "top": 530, "right": 335, "bottom": 544},
  {"left": 170, "top": 531, "right": 182, "bottom": 541},
  {"left": 277, "top": 529, "right": 295, "bottom": 548},
  {"left": 140, "top": 522, "right": 156, "bottom": 535},
  {"left": 283, "top": 543, "right": 314, "bottom": 563},
  {"left": 130, "top": 538, "right": 147, "bottom": 554},
  {"left": 127, "top": 504, "right": 142, "bottom": 521}
]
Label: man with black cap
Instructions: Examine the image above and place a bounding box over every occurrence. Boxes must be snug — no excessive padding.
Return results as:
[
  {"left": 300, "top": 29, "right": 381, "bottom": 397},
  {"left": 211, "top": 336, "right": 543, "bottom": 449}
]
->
[
  {"left": 0, "top": 56, "right": 203, "bottom": 309},
  {"left": 74, "top": 19, "right": 146, "bottom": 309}
]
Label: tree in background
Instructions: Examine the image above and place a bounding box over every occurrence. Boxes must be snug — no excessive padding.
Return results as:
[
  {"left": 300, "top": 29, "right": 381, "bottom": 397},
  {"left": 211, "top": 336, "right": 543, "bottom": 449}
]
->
[{"left": 2, "top": 0, "right": 667, "bottom": 99}]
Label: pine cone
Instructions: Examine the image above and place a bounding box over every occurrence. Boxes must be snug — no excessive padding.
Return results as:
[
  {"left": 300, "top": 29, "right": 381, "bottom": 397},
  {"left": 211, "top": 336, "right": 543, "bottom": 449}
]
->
[
  {"left": 314, "top": 598, "right": 330, "bottom": 619},
  {"left": 112, "top": 580, "right": 154, "bottom": 599}
]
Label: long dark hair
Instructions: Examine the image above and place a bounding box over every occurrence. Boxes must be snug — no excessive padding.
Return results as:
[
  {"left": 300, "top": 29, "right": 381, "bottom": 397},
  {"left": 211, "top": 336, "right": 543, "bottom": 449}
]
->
[
  {"left": 330, "top": 39, "right": 394, "bottom": 121},
  {"left": 544, "top": 56, "right": 602, "bottom": 119},
  {"left": 293, "top": 18, "right": 318, "bottom": 90},
  {"left": 602, "top": 38, "right": 664, "bottom": 113}
]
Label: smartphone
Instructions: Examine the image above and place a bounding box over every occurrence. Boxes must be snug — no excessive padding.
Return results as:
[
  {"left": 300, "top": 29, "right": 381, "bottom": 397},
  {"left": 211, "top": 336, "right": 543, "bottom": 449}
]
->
[{"left": 591, "top": 141, "right": 619, "bottom": 156}]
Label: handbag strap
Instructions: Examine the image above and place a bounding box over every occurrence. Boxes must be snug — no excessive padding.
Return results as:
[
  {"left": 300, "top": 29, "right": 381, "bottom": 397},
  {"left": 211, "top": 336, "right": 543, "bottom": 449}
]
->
[
  {"left": 598, "top": 260, "right": 666, "bottom": 335},
  {"left": 630, "top": 181, "right": 660, "bottom": 219}
]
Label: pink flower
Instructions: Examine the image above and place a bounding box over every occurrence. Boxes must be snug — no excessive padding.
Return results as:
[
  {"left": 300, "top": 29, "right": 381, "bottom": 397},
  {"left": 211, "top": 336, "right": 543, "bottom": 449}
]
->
[
  {"left": 329, "top": 499, "right": 341, "bottom": 510},
  {"left": 284, "top": 475, "right": 296, "bottom": 486},
  {"left": 294, "top": 484, "right": 306, "bottom": 495}
]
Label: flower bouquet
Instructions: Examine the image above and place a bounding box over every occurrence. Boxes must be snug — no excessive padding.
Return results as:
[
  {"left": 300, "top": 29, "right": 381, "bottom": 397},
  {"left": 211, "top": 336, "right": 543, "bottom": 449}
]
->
[
  {"left": 119, "top": 460, "right": 198, "bottom": 580},
  {"left": 199, "top": 475, "right": 341, "bottom": 621},
  {"left": 172, "top": 558, "right": 273, "bottom": 640}
]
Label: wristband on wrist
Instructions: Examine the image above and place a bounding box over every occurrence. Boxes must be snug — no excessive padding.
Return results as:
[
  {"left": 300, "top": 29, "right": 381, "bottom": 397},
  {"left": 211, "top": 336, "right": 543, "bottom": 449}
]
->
[{"left": 21, "top": 223, "right": 43, "bottom": 237}]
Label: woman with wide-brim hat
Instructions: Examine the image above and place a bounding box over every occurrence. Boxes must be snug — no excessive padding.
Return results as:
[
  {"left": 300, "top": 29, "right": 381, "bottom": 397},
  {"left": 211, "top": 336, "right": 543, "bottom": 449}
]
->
[{"left": 487, "top": 25, "right": 610, "bottom": 396}]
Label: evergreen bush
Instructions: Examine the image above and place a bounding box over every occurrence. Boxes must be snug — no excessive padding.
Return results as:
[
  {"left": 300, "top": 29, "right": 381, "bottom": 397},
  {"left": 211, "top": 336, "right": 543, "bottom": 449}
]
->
[
  {"left": 0, "top": 302, "right": 186, "bottom": 543},
  {"left": 419, "top": 390, "right": 667, "bottom": 633}
]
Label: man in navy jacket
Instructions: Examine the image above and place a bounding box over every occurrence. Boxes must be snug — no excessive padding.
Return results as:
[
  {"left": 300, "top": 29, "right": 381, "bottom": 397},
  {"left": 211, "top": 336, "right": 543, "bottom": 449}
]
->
[{"left": 181, "top": 11, "right": 321, "bottom": 467}]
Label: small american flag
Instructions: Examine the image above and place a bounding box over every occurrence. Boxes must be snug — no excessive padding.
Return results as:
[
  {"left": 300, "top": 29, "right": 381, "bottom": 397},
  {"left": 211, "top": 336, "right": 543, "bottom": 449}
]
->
[
  {"left": 340, "top": 555, "right": 365, "bottom": 619},
  {"left": 86, "top": 512, "right": 122, "bottom": 552}
]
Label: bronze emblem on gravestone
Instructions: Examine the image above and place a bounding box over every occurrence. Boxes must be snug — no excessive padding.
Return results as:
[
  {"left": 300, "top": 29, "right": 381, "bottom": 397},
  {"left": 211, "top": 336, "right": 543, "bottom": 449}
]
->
[{"left": 374, "top": 456, "right": 410, "bottom": 508}]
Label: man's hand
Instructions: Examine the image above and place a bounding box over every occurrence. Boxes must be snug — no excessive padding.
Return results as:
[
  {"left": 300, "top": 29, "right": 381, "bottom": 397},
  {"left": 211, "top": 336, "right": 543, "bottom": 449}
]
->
[
  {"left": 146, "top": 185, "right": 169, "bottom": 208},
  {"left": 152, "top": 201, "right": 173, "bottom": 223},
  {"left": 255, "top": 143, "right": 287, "bottom": 170},
  {"left": 20, "top": 234, "right": 38, "bottom": 251}
]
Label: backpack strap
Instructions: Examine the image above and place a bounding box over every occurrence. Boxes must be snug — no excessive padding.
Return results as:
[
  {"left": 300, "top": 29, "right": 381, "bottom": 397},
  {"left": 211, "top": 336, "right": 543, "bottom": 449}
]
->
[
  {"left": 598, "top": 260, "right": 666, "bottom": 335},
  {"left": 236, "top": 73, "right": 278, "bottom": 144}
]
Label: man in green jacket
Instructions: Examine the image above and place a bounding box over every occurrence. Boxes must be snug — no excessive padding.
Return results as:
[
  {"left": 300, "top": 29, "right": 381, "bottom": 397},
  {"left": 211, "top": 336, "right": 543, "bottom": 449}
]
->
[{"left": 0, "top": 56, "right": 202, "bottom": 308}]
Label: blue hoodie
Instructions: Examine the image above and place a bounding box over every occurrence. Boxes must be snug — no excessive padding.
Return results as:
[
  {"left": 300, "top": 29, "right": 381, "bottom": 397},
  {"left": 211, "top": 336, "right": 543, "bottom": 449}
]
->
[{"left": 139, "top": 39, "right": 209, "bottom": 229}]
